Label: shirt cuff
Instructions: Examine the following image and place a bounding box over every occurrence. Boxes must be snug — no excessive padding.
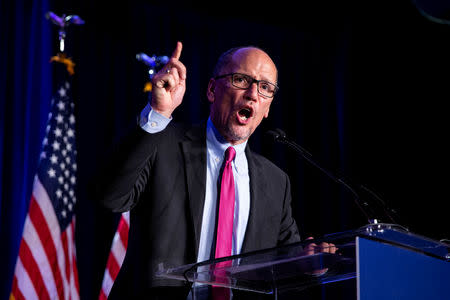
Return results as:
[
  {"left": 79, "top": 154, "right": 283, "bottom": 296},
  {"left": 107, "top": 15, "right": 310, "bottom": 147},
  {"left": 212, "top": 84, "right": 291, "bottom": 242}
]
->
[{"left": 139, "top": 103, "right": 172, "bottom": 133}]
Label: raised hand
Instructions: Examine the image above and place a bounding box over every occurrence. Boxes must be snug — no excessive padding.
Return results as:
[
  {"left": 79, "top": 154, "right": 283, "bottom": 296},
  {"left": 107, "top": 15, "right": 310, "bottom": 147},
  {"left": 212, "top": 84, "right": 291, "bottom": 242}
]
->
[{"left": 151, "top": 41, "right": 187, "bottom": 118}]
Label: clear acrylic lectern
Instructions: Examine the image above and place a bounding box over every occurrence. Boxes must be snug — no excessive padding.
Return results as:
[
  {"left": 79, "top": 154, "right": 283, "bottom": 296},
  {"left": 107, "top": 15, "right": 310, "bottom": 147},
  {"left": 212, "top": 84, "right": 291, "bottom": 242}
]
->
[{"left": 156, "top": 224, "right": 450, "bottom": 299}]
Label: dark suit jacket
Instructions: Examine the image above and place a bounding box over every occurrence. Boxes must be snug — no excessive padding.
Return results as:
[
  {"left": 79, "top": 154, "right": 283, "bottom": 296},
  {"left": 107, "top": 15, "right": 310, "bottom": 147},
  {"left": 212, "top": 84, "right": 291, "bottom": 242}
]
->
[{"left": 98, "top": 121, "right": 300, "bottom": 298}]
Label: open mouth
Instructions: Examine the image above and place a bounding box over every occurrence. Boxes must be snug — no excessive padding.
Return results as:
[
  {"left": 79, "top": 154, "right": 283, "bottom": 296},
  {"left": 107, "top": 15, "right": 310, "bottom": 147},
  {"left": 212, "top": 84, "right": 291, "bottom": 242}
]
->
[{"left": 238, "top": 108, "right": 252, "bottom": 121}]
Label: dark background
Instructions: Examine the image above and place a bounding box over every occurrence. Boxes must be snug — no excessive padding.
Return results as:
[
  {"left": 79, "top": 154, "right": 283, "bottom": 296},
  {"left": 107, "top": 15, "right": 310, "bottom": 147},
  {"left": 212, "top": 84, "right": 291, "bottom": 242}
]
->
[{"left": 2, "top": 0, "right": 449, "bottom": 299}]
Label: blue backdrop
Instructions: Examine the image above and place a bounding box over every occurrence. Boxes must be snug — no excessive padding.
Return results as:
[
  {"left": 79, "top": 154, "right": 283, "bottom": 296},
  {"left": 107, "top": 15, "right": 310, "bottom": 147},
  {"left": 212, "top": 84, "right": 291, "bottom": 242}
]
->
[{"left": 0, "top": 0, "right": 52, "bottom": 298}]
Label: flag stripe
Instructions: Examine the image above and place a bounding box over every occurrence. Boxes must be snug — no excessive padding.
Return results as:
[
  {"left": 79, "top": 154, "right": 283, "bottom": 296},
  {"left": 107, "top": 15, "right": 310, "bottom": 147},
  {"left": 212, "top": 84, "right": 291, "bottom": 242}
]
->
[
  {"left": 66, "top": 221, "right": 79, "bottom": 300},
  {"left": 67, "top": 223, "right": 74, "bottom": 300},
  {"left": 71, "top": 220, "right": 80, "bottom": 294},
  {"left": 99, "top": 211, "right": 130, "bottom": 299},
  {"left": 33, "top": 176, "right": 74, "bottom": 296},
  {"left": 12, "top": 260, "right": 38, "bottom": 300},
  {"left": 22, "top": 212, "right": 59, "bottom": 299},
  {"left": 112, "top": 239, "right": 127, "bottom": 266},
  {"left": 100, "top": 268, "right": 114, "bottom": 297},
  {"left": 107, "top": 250, "right": 121, "bottom": 281},
  {"left": 10, "top": 276, "right": 25, "bottom": 300},
  {"left": 118, "top": 215, "right": 129, "bottom": 248},
  {"left": 70, "top": 240, "right": 80, "bottom": 300},
  {"left": 19, "top": 240, "right": 51, "bottom": 300},
  {"left": 62, "top": 229, "right": 71, "bottom": 289},
  {"left": 98, "top": 289, "right": 107, "bottom": 300},
  {"left": 28, "top": 194, "right": 65, "bottom": 299},
  {"left": 32, "top": 176, "right": 60, "bottom": 235}
]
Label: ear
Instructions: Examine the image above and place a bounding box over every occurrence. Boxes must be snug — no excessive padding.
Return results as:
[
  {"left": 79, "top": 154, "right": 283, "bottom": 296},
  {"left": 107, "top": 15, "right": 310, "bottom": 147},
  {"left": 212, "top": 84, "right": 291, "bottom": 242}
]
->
[{"left": 206, "top": 79, "right": 215, "bottom": 103}]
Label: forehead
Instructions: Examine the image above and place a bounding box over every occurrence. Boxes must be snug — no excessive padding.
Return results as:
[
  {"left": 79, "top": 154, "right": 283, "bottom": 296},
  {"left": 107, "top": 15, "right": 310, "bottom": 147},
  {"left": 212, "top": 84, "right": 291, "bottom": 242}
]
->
[{"left": 226, "top": 48, "right": 278, "bottom": 82}]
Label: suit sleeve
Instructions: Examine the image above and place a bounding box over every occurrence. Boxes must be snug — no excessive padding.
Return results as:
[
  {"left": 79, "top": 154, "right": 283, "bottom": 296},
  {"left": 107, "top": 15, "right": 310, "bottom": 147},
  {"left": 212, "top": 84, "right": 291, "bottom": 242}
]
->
[{"left": 94, "top": 126, "right": 166, "bottom": 212}]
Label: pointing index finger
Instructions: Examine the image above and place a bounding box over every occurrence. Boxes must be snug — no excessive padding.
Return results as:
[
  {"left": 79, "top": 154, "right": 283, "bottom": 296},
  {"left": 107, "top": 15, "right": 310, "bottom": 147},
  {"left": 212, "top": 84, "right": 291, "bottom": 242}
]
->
[{"left": 171, "top": 41, "right": 183, "bottom": 60}]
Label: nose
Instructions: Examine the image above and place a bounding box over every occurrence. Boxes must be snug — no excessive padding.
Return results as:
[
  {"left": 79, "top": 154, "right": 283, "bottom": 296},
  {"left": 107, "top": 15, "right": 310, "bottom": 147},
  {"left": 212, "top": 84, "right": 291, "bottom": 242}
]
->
[{"left": 244, "top": 82, "right": 259, "bottom": 101}]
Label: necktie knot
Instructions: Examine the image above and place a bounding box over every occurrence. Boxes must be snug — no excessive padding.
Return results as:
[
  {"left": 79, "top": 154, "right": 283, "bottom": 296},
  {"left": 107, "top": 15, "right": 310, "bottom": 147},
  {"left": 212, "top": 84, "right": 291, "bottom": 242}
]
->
[{"left": 224, "top": 147, "right": 236, "bottom": 164}]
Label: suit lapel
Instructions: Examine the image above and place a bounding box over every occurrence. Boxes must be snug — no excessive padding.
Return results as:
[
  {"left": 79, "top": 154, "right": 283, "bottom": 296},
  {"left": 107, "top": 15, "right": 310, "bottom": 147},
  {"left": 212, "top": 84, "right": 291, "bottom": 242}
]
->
[
  {"left": 181, "top": 127, "right": 273, "bottom": 255},
  {"left": 181, "top": 124, "right": 207, "bottom": 257},
  {"left": 241, "top": 146, "right": 272, "bottom": 253}
]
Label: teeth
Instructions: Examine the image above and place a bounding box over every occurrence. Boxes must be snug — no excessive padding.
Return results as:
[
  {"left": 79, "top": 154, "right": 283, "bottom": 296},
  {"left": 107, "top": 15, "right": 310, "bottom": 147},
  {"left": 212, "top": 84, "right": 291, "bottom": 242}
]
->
[
  {"left": 239, "top": 108, "right": 251, "bottom": 120},
  {"left": 238, "top": 113, "right": 248, "bottom": 121},
  {"left": 238, "top": 110, "right": 249, "bottom": 121}
]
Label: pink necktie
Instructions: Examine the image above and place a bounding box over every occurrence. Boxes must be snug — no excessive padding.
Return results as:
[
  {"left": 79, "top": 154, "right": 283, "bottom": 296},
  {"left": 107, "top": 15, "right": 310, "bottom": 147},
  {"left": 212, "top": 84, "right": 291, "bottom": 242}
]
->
[{"left": 212, "top": 146, "right": 236, "bottom": 300}]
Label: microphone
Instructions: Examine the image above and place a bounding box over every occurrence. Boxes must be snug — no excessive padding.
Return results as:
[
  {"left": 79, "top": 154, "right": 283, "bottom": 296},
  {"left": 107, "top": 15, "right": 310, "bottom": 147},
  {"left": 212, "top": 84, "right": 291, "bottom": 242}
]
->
[
  {"left": 266, "top": 128, "right": 398, "bottom": 225},
  {"left": 266, "top": 129, "right": 312, "bottom": 158},
  {"left": 136, "top": 53, "right": 169, "bottom": 68}
]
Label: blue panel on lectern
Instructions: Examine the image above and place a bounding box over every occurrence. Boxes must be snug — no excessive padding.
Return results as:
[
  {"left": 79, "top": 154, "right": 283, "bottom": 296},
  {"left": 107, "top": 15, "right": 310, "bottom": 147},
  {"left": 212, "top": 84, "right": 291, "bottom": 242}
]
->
[{"left": 357, "top": 237, "right": 450, "bottom": 300}]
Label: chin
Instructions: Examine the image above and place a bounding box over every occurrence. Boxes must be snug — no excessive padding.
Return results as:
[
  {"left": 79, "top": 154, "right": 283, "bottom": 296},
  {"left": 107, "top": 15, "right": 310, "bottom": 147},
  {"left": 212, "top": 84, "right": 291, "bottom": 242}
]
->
[{"left": 225, "top": 126, "right": 252, "bottom": 144}]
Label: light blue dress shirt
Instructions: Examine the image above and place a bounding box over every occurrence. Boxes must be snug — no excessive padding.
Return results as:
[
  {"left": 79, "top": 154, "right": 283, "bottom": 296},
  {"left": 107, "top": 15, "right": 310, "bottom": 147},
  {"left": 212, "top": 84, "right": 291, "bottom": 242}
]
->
[{"left": 139, "top": 104, "right": 250, "bottom": 264}]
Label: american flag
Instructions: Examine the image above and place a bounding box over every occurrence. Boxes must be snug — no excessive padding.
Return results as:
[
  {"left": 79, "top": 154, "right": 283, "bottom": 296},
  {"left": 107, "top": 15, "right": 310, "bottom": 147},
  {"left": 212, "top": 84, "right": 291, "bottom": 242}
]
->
[
  {"left": 10, "top": 79, "right": 80, "bottom": 300},
  {"left": 98, "top": 211, "right": 129, "bottom": 300}
]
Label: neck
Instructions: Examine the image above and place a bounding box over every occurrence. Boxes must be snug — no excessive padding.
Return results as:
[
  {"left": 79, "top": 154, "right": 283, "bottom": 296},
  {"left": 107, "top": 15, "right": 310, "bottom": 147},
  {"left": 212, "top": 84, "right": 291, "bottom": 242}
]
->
[{"left": 208, "top": 117, "right": 249, "bottom": 146}]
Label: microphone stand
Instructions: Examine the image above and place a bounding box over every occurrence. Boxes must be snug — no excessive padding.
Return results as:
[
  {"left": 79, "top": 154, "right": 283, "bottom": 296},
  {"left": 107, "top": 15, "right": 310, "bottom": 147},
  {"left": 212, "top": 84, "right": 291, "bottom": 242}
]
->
[{"left": 267, "top": 128, "right": 400, "bottom": 227}]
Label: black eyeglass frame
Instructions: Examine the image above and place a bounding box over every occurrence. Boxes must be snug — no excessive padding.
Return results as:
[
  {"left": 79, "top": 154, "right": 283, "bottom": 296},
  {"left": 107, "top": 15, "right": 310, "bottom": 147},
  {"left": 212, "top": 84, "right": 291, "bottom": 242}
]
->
[{"left": 214, "top": 72, "right": 279, "bottom": 98}]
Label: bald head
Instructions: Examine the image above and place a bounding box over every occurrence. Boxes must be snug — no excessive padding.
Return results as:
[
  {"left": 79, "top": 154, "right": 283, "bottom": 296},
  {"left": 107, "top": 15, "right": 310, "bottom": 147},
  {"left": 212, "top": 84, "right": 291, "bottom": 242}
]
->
[{"left": 212, "top": 46, "right": 278, "bottom": 82}]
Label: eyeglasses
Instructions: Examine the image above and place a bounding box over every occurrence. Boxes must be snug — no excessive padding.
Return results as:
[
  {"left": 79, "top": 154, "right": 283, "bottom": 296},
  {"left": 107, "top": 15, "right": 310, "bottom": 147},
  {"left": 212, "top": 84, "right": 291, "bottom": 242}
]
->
[{"left": 214, "top": 73, "right": 278, "bottom": 98}]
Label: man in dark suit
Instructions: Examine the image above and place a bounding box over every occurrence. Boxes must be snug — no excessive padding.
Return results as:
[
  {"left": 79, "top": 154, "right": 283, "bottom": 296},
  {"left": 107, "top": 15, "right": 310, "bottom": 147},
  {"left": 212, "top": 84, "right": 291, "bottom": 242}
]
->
[{"left": 98, "top": 42, "right": 332, "bottom": 299}]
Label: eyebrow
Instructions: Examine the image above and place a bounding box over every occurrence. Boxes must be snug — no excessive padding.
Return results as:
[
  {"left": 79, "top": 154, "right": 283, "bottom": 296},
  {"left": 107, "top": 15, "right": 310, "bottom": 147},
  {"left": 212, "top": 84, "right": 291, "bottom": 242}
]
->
[{"left": 237, "top": 72, "right": 277, "bottom": 85}]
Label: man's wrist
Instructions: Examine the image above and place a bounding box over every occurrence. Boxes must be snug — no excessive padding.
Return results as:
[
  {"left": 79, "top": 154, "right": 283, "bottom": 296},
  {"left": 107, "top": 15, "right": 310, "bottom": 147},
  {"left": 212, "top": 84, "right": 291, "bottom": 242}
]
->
[
  {"left": 139, "top": 103, "right": 172, "bottom": 133},
  {"left": 150, "top": 107, "right": 172, "bottom": 119}
]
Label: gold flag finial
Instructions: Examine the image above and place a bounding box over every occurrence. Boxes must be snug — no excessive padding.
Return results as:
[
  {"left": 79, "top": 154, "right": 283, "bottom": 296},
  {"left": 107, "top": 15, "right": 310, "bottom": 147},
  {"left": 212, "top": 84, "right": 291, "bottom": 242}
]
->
[{"left": 50, "top": 53, "right": 76, "bottom": 75}]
